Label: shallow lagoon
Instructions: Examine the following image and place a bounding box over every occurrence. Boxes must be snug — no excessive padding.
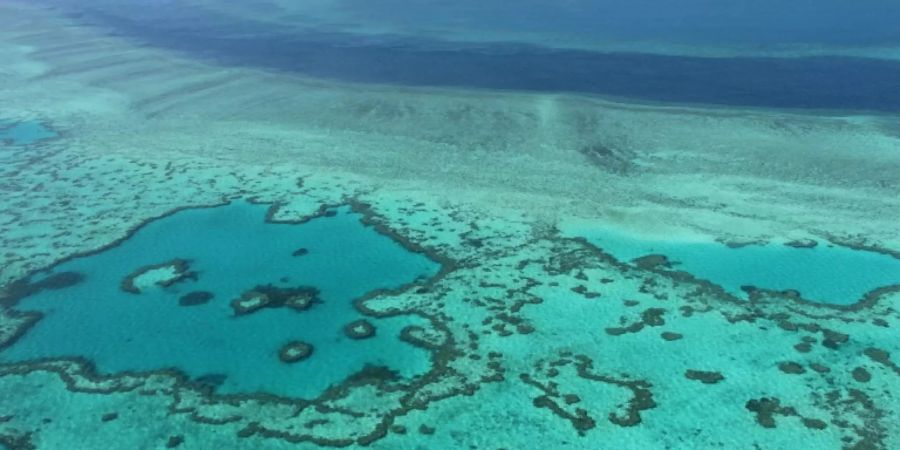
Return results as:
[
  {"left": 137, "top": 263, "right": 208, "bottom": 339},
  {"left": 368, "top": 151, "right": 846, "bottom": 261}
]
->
[
  {"left": 1, "top": 201, "right": 440, "bottom": 398},
  {"left": 569, "top": 227, "right": 900, "bottom": 305}
]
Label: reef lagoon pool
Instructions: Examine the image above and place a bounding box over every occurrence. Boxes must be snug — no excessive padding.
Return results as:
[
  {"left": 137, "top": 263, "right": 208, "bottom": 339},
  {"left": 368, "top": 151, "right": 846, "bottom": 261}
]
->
[
  {"left": 567, "top": 227, "right": 900, "bottom": 306},
  {"left": 1, "top": 201, "right": 440, "bottom": 398},
  {"left": 0, "top": 120, "right": 56, "bottom": 146}
]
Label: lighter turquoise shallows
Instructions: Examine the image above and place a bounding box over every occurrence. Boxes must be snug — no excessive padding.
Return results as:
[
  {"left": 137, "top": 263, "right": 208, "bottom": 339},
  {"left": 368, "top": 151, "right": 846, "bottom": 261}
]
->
[
  {"left": 1, "top": 201, "right": 440, "bottom": 398},
  {"left": 569, "top": 227, "right": 900, "bottom": 305}
]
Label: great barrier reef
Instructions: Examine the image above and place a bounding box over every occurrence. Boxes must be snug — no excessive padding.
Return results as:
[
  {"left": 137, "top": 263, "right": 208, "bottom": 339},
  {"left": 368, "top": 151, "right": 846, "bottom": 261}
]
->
[{"left": 1, "top": 1, "right": 898, "bottom": 449}]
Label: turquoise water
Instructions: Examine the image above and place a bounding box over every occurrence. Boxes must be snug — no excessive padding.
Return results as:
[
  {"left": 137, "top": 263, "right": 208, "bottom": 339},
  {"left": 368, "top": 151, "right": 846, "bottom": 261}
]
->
[
  {"left": 2, "top": 201, "right": 439, "bottom": 398},
  {"left": 573, "top": 228, "right": 900, "bottom": 305},
  {"left": 0, "top": 120, "right": 57, "bottom": 146},
  {"left": 3, "top": 2, "right": 900, "bottom": 448}
]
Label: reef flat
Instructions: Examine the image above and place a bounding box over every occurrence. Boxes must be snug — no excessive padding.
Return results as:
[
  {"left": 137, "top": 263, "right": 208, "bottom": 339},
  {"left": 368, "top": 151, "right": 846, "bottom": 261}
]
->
[{"left": 0, "top": 1, "right": 899, "bottom": 450}]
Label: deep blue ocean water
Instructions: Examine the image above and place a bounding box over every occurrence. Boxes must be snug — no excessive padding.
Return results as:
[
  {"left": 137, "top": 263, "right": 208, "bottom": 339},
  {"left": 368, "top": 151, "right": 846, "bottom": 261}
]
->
[
  {"left": 324, "top": 0, "right": 900, "bottom": 47},
  {"left": 41, "top": 0, "right": 900, "bottom": 111},
  {"left": 576, "top": 229, "right": 900, "bottom": 305},
  {"left": 2, "top": 202, "right": 439, "bottom": 398}
]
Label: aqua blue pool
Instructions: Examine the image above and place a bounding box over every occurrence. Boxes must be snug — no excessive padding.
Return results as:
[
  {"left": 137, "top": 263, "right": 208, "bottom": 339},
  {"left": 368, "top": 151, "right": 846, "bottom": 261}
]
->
[
  {"left": 0, "top": 121, "right": 57, "bottom": 146},
  {"left": 573, "top": 228, "right": 900, "bottom": 305},
  {"left": 2, "top": 201, "right": 440, "bottom": 398}
]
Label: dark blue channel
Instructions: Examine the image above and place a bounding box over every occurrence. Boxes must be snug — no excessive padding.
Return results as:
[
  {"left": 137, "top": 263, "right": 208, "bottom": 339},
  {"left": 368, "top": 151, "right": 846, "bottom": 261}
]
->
[{"left": 52, "top": 4, "right": 900, "bottom": 112}]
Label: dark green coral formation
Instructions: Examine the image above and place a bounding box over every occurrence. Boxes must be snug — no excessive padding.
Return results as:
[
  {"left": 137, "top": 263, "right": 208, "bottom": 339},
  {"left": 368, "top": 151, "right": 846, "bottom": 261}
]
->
[
  {"left": 278, "top": 341, "right": 313, "bottom": 364},
  {"left": 343, "top": 319, "right": 376, "bottom": 340},
  {"left": 120, "top": 259, "right": 195, "bottom": 294},
  {"left": 230, "top": 285, "right": 319, "bottom": 316}
]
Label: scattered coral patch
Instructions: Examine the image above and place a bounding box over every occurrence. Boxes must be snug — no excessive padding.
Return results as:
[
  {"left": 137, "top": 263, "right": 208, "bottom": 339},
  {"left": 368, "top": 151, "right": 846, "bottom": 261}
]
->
[
  {"left": 785, "top": 239, "right": 818, "bottom": 249},
  {"left": 343, "top": 319, "right": 376, "bottom": 339},
  {"left": 605, "top": 307, "right": 667, "bottom": 336},
  {"left": 230, "top": 291, "right": 269, "bottom": 315},
  {"left": 661, "top": 331, "right": 683, "bottom": 341},
  {"left": 520, "top": 352, "right": 656, "bottom": 435},
  {"left": 120, "top": 259, "right": 195, "bottom": 294},
  {"left": 744, "top": 396, "right": 828, "bottom": 431},
  {"left": 278, "top": 341, "right": 313, "bottom": 363},
  {"left": 684, "top": 369, "right": 724, "bottom": 384},
  {"left": 778, "top": 361, "right": 806, "bottom": 375},
  {"left": 230, "top": 285, "right": 319, "bottom": 316},
  {"left": 399, "top": 325, "right": 447, "bottom": 350},
  {"left": 345, "top": 364, "right": 400, "bottom": 384},
  {"left": 178, "top": 291, "right": 214, "bottom": 307},
  {"left": 2, "top": 271, "right": 83, "bottom": 306},
  {"left": 631, "top": 254, "right": 672, "bottom": 270}
]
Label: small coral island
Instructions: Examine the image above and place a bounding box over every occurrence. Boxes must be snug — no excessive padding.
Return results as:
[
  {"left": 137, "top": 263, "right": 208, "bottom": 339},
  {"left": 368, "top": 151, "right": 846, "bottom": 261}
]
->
[
  {"left": 120, "top": 259, "right": 196, "bottom": 294},
  {"left": 278, "top": 341, "right": 314, "bottom": 363},
  {"left": 230, "top": 285, "right": 320, "bottom": 316},
  {"left": 343, "top": 319, "right": 376, "bottom": 339}
]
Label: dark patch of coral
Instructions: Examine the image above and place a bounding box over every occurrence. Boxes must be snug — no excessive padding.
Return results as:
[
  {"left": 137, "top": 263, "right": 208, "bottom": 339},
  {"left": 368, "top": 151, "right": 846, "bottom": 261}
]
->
[
  {"left": 521, "top": 353, "right": 655, "bottom": 435},
  {"left": 785, "top": 239, "right": 818, "bottom": 249},
  {"left": 1, "top": 271, "right": 84, "bottom": 307},
  {"left": 343, "top": 319, "right": 376, "bottom": 339},
  {"left": 661, "top": 332, "right": 683, "bottom": 341},
  {"left": 631, "top": 254, "right": 672, "bottom": 270},
  {"left": 605, "top": 307, "right": 667, "bottom": 336},
  {"left": 278, "top": 341, "right": 313, "bottom": 364},
  {"left": 120, "top": 259, "right": 195, "bottom": 294},
  {"left": 165, "top": 435, "right": 184, "bottom": 448},
  {"left": 778, "top": 362, "right": 806, "bottom": 375},
  {"left": 178, "top": 291, "right": 214, "bottom": 306},
  {"left": 231, "top": 285, "right": 319, "bottom": 316},
  {"left": 684, "top": 370, "right": 724, "bottom": 384}
]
